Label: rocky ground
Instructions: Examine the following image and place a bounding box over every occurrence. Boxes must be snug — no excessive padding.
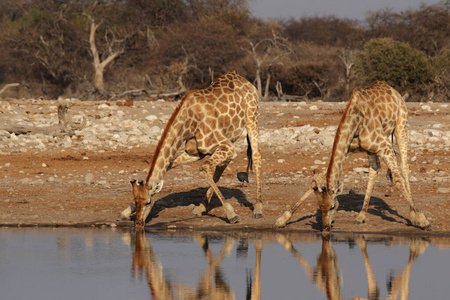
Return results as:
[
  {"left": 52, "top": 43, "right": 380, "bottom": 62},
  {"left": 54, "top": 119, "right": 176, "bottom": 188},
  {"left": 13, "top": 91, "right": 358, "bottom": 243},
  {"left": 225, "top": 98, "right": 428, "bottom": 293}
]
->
[{"left": 0, "top": 98, "right": 449, "bottom": 236}]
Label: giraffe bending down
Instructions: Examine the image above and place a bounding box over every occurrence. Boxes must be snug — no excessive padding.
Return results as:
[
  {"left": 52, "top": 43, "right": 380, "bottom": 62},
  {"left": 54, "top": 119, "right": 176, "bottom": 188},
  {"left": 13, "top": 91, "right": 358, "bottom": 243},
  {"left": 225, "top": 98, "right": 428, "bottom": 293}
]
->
[
  {"left": 118, "top": 71, "right": 262, "bottom": 226},
  {"left": 274, "top": 81, "right": 430, "bottom": 235}
]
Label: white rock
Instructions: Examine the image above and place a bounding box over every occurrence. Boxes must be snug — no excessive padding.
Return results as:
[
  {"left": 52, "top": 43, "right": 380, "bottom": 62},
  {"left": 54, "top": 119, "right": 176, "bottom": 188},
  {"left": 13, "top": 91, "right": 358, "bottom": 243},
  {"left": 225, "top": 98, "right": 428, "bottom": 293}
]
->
[
  {"left": 420, "top": 105, "right": 431, "bottom": 111},
  {"left": 354, "top": 167, "right": 369, "bottom": 173},
  {"left": 0, "top": 130, "right": 11, "bottom": 138},
  {"left": 309, "top": 105, "right": 318, "bottom": 111},
  {"left": 85, "top": 173, "right": 95, "bottom": 184},
  {"left": 98, "top": 104, "right": 110, "bottom": 110},
  {"left": 145, "top": 115, "right": 158, "bottom": 122},
  {"left": 437, "top": 187, "right": 450, "bottom": 194}
]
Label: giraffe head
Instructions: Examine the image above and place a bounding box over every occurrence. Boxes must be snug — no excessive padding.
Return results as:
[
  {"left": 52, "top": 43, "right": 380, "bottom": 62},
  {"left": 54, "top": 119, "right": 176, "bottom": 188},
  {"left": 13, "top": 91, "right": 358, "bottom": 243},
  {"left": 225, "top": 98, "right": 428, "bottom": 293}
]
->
[
  {"left": 313, "top": 180, "right": 338, "bottom": 237},
  {"left": 131, "top": 180, "right": 163, "bottom": 228},
  {"left": 131, "top": 180, "right": 148, "bottom": 228}
]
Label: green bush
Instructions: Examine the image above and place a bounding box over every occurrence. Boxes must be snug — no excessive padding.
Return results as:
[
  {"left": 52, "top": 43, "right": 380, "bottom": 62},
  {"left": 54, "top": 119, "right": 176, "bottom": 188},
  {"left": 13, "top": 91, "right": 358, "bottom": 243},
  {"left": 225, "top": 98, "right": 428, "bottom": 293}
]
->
[
  {"left": 430, "top": 48, "right": 450, "bottom": 101},
  {"left": 353, "top": 38, "right": 433, "bottom": 100}
]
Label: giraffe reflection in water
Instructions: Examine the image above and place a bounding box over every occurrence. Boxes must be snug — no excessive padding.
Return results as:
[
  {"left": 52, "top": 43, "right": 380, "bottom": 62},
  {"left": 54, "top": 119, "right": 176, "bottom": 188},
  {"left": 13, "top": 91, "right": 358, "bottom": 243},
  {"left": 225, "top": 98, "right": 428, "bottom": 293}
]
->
[
  {"left": 124, "top": 231, "right": 429, "bottom": 300},
  {"left": 353, "top": 237, "right": 429, "bottom": 300},
  {"left": 128, "top": 230, "right": 262, "bottom": 300},
  {"left": 277, "top": 234, "right": 428, "bottom": 300}
]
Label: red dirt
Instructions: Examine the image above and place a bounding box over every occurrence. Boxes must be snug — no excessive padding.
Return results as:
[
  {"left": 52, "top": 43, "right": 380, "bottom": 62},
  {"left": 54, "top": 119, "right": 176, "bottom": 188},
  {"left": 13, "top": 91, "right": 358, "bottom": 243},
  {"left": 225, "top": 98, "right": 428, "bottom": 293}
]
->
[{"left": 1, "top": 100, "right": 449, "bottom": 236}]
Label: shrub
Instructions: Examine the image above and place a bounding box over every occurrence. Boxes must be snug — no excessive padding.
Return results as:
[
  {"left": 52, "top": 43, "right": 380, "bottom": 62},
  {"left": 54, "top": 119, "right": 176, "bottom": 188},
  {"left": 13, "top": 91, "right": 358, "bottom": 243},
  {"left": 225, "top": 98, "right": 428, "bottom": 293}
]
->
[{"left": 353, "top": 38, "right": 433, "bottom": 100}]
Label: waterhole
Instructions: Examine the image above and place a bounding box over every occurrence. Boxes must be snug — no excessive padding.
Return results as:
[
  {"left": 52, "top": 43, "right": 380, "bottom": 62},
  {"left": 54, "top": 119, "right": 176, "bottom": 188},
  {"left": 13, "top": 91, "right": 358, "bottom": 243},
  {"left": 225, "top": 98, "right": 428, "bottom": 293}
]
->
[{"left": 1, "top": 228, "right": 449, "bottom": 300}]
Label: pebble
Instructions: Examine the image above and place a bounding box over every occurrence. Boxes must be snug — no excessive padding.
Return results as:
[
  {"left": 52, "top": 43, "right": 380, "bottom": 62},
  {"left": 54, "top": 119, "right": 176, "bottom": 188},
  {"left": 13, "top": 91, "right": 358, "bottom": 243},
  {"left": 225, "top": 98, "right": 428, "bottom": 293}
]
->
[
  {"left": 437, "top": 188, "right": 450, "bottom": 194},
  {"left": 353, "top": 167, "right": 369, "bottom": 173},
  {"left": 85, "top": 173, "right": 95, "bottom": 184}
]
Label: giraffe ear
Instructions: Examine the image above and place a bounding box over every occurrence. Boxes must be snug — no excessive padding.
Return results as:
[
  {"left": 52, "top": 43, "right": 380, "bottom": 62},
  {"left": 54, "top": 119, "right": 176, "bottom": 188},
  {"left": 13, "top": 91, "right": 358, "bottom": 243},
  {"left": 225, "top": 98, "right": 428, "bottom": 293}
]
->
[{"left": 153, "top": 180, "right": 164, "bottom": 194}]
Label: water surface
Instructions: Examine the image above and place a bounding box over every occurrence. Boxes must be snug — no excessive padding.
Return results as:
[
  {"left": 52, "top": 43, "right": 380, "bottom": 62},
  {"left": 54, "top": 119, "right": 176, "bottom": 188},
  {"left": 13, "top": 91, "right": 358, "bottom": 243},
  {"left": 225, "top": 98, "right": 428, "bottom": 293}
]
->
[{"left": 1, "top": 228, "right": 449, "bottom": 300}]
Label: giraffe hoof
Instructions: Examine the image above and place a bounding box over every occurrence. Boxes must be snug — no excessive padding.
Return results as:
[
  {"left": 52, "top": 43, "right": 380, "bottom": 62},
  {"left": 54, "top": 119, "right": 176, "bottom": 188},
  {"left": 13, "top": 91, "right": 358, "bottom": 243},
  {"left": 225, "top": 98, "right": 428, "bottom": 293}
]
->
[
  {"left": 228, "top": 215, "right": 240, "bottom": 224},
  {"left": 253, "top": 203, "right": 263, "bottom": 219},
  {"left": 253, "top": 212, "right": 263, "bottom": 219},
  {"left": 273, "top": 211, "right": 292, "bottom": 228},
  {"left": 117, "top": 212, "right": 129, "bottom": 221},
  {"left": 353, "top": 213, "right": 366, "bottom": 225},
  {"left": 412, "top": 212, "right": 431, "bottom": 230},
  {"left": 353, "top": 218, "right": 365, "bottom": 225},
  {"left": 191, "top": 205, "right": 206, "bottom": 217}
]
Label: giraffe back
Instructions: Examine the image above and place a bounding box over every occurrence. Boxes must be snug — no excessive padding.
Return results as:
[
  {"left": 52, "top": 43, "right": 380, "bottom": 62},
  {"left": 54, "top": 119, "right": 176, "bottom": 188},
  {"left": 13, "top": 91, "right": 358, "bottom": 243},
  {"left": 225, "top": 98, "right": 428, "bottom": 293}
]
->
[
  {"left": 180, "top": 71, "right": 259, "bottom": 154},
  {"left": 354, "top": 81, "right": 407, "bottom": 137}
]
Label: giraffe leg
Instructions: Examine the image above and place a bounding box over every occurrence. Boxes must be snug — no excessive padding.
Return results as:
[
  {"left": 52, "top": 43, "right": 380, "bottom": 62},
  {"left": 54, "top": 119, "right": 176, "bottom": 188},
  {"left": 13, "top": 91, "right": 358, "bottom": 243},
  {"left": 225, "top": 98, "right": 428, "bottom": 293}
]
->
[
  {"left": 246, "top": 108, "right": 263, "bottom": 219},
  {"left": 377, "top": 144, "right": 430, "bottom": 230},
  {"left": 248, "top": 136, "right": 263, "bottom": 219},
  {"left": 117, "top": 202, "right": 137, "bottom": 221},
  {"left": 274, "top": 170, "right": 326, "bottom": 228},
  {"left": 199, "top": 141, "right": 239, "bottom": 224},
  {"left": 192, "top": 163, "right": 228, "bottom": 217},
  {"left": 354, "top": 153, "right": 379, "bottom": 224},
  {"left": 394, "top": 117, "right": 430, "bottom": 230},
  {"left": 169, "top": 138, "right": 202, "bottom": 170},
  {"left": 395, "top": 116, "right": 413, "bottom": 200},
  {"left": 168, "top": 151, "right": 201, "bottom": 170}
]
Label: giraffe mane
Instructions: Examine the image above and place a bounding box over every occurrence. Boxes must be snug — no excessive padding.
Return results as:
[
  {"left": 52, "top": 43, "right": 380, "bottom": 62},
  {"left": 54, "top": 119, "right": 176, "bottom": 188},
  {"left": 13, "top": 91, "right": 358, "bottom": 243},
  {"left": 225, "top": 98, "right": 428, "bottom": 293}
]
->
[
  {"left": 145, "top": 93, "right": 192, "bottom": 184},
  {"left": 326, "top": 88, "right": 361, "bottom": 189}
]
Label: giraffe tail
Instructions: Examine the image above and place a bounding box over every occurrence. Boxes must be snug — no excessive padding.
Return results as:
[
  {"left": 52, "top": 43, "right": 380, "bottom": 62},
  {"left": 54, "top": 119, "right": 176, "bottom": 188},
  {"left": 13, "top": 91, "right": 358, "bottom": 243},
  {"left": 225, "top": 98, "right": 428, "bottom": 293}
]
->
[
  {"left": 386, "top": 168, "right": 394, "bottom": 185},
  {"left": 246, "top": 134, "right": 253, "bottom": 174}
]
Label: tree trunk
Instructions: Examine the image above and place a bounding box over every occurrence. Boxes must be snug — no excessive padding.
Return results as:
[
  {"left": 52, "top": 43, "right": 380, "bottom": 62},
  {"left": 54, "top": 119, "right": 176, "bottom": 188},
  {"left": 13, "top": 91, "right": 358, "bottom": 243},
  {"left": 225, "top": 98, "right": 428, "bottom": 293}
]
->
[
  {"left": 88, "top": 19, "right": 124, "bottom": 93},
  {"left": 263, "top": 73, "right": 271, "bottom": 101},
  {"left": 255, "top": 62, "right": 263, "bottom": 100}
]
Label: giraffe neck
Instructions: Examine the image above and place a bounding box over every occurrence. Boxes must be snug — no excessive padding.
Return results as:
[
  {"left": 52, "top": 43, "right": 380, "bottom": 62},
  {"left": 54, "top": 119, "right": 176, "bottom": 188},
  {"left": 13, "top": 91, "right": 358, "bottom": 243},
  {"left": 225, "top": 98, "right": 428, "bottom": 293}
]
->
[
  {"left": 326, "top": 93, "right": 361, "bottom": 193},
  {"left": 145, "top": 101, "right": 189, "bottom": 187}
]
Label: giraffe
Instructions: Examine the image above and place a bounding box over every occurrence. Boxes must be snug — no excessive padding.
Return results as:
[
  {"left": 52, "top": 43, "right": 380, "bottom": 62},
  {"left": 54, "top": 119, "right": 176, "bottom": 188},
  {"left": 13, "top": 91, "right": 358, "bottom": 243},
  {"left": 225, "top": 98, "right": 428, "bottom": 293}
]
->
[
  {"left": 118, "top": 71, "right": 262, "bottom": 226},
  {"left": 275, "top": 81, "right": 430, "bottom": 235}
]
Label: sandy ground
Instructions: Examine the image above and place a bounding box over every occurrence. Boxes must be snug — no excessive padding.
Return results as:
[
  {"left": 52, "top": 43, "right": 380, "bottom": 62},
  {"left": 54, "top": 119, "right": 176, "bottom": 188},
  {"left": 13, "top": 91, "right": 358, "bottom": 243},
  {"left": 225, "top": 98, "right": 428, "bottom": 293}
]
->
[{"left": 1, "top": 99, "right": 449, "bottom": 236}]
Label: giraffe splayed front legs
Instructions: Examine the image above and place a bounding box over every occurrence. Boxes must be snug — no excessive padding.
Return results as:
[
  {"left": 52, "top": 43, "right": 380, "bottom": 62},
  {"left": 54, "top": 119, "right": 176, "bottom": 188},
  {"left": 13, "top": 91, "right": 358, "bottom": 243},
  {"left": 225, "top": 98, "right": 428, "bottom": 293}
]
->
[
  {"left": 118, "top": 71, "right": 262, "bottom": 227},
  {"left": 275, "top": 82, "right": 430, "bottom": 235}
]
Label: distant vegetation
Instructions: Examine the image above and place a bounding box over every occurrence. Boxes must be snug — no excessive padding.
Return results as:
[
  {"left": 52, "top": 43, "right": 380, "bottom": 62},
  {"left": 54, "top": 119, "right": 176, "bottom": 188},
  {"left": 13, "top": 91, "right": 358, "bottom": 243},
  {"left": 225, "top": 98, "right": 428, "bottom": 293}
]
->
[{"left": 1, "top": 0, "right": 449, "bottom": 102}]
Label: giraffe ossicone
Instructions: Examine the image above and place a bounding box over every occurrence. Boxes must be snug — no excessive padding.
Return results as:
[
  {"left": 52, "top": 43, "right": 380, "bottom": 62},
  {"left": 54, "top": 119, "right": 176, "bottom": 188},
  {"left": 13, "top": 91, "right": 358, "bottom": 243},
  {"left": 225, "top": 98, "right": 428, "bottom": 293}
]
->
[
  {"left": 275, "top": 81, "right": 431, "bottom": 235},
  {"left": 118, "top": 71, "right": 263, "bottom": 227}
]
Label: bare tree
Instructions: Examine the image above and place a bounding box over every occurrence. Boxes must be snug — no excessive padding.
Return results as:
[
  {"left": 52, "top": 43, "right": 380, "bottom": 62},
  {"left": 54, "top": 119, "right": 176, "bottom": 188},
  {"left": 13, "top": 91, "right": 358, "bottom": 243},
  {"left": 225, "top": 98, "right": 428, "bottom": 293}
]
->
[
  {"left": 339, "top": 49, "right": 355, "bottom": 97},
  {"left": 86, "top": 14, "right": 125, "bottom": 94},
  {"left": 244, "top": 30, "right": 293, "bottom": 101}
]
